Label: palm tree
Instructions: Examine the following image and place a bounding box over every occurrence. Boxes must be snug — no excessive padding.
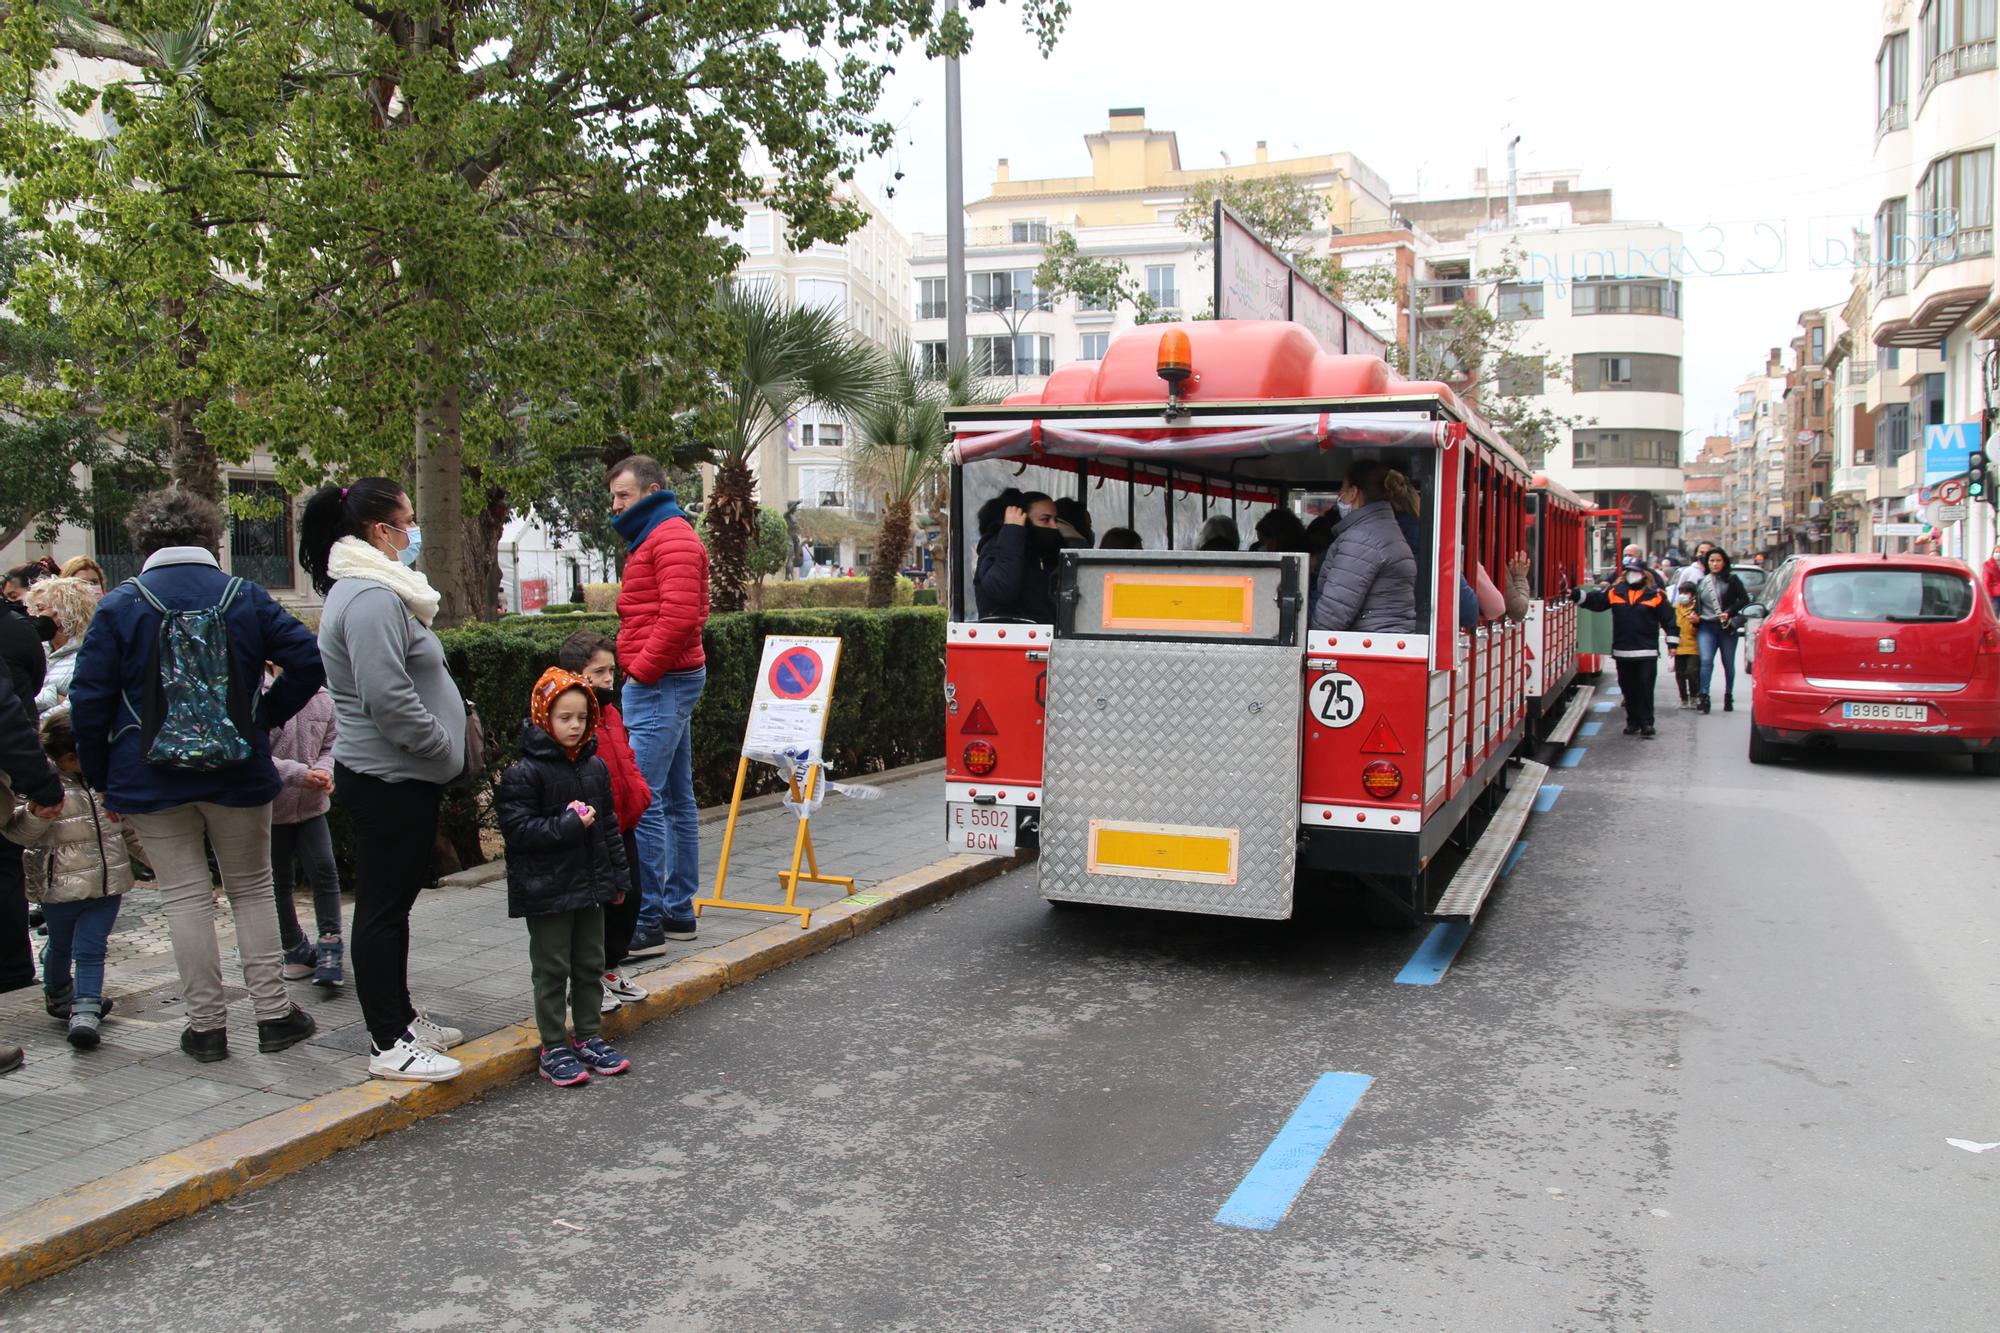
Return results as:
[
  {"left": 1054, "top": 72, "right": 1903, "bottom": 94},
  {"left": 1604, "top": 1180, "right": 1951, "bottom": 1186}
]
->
[
  {"left": 851, "top": 347, "right": 998, "bottom": 608},
  {"left": 706, "top": 280, "right": 889, "bottom": 611}
]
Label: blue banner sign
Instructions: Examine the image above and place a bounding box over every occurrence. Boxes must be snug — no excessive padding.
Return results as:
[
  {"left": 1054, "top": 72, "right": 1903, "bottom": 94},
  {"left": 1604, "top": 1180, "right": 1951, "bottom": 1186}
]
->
[{"left": 1925, "top": 422, "right": 1983, "bottom": 483}]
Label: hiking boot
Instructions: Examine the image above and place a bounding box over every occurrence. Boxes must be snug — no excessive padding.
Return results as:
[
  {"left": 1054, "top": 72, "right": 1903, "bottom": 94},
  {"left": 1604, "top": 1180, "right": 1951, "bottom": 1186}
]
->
[
  {"left": 68, "top": 998, "right": 104, "bottom": 1050},
  {"left": 538, "top": 1044, "right": 590, "bottom": 1088},
  {"left": 257, "top": 1003, "right": 318, "bottom": 1054},
  {"left": 281, "top": 939, "right": 319, "bottom": 981},
  {"left": 181, "top": 1025, "right": 229, "bottom": 1063},
  {"left": 570, "top": 1035, "right": 631, "bottom": 1076},
  {"left": 314, "top": 936, "right": 345, "bottom": 989}
]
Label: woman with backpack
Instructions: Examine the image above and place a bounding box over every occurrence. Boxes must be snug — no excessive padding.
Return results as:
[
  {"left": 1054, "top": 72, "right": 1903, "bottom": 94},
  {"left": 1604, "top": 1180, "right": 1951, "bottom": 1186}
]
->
[
  {"left": 301, "top": 478, "right": 468, "bottom": 1083},
  {"left": 67, "top": 489, "right": 325, "bottom": 1063}
]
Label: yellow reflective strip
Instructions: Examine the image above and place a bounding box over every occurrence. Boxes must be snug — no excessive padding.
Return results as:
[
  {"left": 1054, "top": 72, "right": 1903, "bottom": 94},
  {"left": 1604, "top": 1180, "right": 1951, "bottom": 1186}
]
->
[
  {"left": 1092, "top": 827, "right": 1235, "bottom": 876},
  {"left": 1102, "top": 574, "right": 1254, "bottom": 632}
]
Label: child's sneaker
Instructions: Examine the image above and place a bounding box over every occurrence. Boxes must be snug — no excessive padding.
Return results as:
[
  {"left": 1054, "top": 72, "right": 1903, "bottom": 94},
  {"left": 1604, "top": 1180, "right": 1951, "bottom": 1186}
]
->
[
  {"left": 600, "top": 989, "right": 623, "bottom": 1014},
  {"left": 603, "top": 971, "right": 648, "bottom": 1002},
  {"left": 369, "top": 1035, "right": 462, "bottom": 1082},
  {"left": 539, "top": 1044, "right": 591, "bottom": 1087},
  {"left": 313, "top": 936, "right": 345, "bottom": 988},
  {"left": 281, "top": 938, "right": 318, "bottom": 980},
  {"left": 570, "top": 1035, "right": 631, "bottom": 1076},
  {"left": 67, "top": 998, "right": 104, "bottom": 1050}
]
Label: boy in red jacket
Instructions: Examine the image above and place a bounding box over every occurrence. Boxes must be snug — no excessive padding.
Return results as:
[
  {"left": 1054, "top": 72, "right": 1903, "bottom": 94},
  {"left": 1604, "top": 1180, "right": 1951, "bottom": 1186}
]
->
[{"left": 560, "top": 630, "right": 655, "bottom": 1007}]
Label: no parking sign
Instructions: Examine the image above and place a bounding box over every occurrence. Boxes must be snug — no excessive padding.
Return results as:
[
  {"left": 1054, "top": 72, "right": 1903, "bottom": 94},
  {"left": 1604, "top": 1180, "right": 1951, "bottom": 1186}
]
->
[{"left": 743, "top": 635, "right": 842, "bottom": 760}]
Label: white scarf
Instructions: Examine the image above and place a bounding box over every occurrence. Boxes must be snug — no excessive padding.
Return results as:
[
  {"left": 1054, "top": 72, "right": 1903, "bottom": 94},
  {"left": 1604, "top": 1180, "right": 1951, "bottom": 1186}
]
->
[{"left": 326, "top": 535, "right": 442, "bottom": 627}]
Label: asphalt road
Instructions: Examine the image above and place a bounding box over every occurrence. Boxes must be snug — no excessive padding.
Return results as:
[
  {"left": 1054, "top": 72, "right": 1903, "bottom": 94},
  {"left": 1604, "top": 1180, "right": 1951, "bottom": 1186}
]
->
[{"left": 3, "top": 684, "right": 1996, "bottom": 1331}]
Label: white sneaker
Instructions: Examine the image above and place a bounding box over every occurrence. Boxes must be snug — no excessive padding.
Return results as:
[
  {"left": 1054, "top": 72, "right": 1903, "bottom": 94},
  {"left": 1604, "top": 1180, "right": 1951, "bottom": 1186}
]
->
[
  {"left": 369, "top": 1036, "right": 462, "bottom": 1082},
  {"left": 409, "top": 1012, "right": 463, "bottom": 1051},
  {"left": 604, "top": 971, "right": 648, "bottom": 1002},
  {"left": 600, "top": 989, "right": 623, "bottom": 1014}
]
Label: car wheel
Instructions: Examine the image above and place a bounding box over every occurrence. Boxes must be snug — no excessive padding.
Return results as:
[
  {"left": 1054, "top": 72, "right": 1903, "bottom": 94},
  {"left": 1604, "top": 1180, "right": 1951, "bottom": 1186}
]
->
[
  {"left": 1973, "top": 750, "right": 2000, "bottom": 777},
  {"left": 1747, "top": 720, "right": 1783, "bottom": 766}
]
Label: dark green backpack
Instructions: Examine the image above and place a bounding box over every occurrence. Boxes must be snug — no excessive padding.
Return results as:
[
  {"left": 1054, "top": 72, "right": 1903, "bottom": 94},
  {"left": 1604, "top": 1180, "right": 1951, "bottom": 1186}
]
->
[{"left": 128, "top": 576, "right": 255, "bottom": 770}]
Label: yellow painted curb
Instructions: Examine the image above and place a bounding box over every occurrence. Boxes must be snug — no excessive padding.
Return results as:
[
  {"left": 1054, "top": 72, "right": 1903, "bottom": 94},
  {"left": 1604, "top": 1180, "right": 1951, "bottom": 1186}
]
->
[{"left": 0, "top": 850, "right": 1024, "bottom": 1296}]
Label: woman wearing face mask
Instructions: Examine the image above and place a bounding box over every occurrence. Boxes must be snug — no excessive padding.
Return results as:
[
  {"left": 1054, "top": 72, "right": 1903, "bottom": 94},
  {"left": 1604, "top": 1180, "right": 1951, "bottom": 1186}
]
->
[
  {"left": 973, "top": 489, "right": 1062, "bottom": 621},
  {"left": 1311, "top": 460, "right": 1418, "bottom": 633},
  {"left": 1574, "top": 557, "right": 1679, "bottom": 737},
  {"left": 299, "top": 478, "right": 467, "bottom": 1083}
]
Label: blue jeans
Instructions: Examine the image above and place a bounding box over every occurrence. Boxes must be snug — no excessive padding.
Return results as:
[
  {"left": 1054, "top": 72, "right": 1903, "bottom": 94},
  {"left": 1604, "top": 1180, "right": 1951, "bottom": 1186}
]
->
[
  {"left": 623, "top": 668, "right": 706, "bottom": 928},
  {"left": 41, "top": 896, "right": 123, "bottom": 1002},
  {"left": 1697, "top": 622, "right": 1738, "bottom": 697}
]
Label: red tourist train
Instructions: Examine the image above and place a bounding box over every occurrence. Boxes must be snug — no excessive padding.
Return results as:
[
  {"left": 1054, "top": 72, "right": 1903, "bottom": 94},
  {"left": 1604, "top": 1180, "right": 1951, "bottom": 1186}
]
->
[{"left": 942, "top": 320, "right": 1593, "bottom": 921}]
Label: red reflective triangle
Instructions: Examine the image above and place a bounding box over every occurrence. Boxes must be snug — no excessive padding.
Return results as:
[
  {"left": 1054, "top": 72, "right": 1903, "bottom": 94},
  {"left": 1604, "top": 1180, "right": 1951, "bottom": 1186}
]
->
[
  {"left": 1359, "top": 715, "right": 1404, "bottom": 755},
  {"left": 961, "top": 699, "right": 999, "bottom": 735},
  {"left": 1525, "top": 642, "right": 1536, "bottom": 660}
]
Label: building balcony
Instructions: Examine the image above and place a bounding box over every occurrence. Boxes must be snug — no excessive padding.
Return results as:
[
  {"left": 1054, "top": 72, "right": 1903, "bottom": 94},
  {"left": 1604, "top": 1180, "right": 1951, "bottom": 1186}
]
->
[
  {"left": 1846, "top": 359, "right": 1875, "bottom": 386},
  {"left": 1876, "top": 246, "right": 1993, "bottom": 348},
  {"left": 1876, "top": 102, "right": 1908, "bottom": 141},
  {"left": 1919, "top": 39, "right": 1997, "bottom": 103}
]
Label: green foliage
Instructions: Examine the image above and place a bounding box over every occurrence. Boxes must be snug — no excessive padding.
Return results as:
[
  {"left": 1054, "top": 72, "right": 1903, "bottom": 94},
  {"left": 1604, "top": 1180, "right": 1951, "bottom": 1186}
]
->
[
  {"left": 437, "top": 607, "right": 946, "bottom": 852},
  {"left": 1177, "top": 174, "right": 1325, "bottom": 260},
  {"left": 760, "top": 576, "right": 913, "bottom": 608},
  {"left": 698, "top": 504, "right": 790, "bottom": 580},
  {"left": 1032, "top": 231, "right": 1156, "bottom": 322}
]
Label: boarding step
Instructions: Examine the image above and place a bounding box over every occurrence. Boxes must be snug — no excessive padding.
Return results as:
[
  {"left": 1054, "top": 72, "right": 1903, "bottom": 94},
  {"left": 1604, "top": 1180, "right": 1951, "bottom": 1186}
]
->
[
  {"left": 1428, "top": 759, "right": 1548, "bottom": 923},
  {"left": 1544, "top": 684, "right": 1595, "bottom": 748}
]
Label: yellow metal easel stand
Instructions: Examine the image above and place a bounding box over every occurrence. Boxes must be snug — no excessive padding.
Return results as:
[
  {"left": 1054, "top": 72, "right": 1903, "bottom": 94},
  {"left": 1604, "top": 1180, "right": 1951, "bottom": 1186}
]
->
[{"left": 693, "top": 757, "right": 854, "bottom": 930}]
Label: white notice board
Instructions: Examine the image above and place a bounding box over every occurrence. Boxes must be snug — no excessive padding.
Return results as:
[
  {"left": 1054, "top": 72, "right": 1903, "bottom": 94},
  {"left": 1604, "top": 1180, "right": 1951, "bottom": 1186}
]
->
[{"left": 741, "top": 635, "right": 843, "bottom": 761}]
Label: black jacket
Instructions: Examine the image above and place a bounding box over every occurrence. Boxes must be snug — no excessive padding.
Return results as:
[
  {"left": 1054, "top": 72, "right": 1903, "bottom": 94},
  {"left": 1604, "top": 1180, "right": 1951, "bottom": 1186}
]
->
[
  {"left": 1578, "top": 578, "right": 1678, "bottom": 653},
  {"left": 0, "top": 667, "right": 61, "bottom": 809},
  {"left": 496, "top": 723, "right": 630, "bottom": 919},
  {"left": 973, "top": 524, "right": 1059, "bottom": 622},
  {"left": 0, "top": 599, "right": 46, "bottom": 704}
]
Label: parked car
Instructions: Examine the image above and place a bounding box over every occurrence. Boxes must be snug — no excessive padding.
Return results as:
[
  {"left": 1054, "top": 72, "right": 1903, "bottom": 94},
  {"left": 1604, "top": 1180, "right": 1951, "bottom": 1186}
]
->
[
  {"left": 1735, "top": 565, "right": 1770, "bottom": 673},
  {"left": 1747, "top": 555, "right": 2000, "bottom": 773}
]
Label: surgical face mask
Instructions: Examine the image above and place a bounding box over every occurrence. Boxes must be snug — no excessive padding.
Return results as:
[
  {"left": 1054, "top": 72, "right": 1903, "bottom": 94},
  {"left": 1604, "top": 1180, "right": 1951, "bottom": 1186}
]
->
[
  {"left": 1626, "top": 571, "right": 1645, "bottom": 586},
  {"left": 1335, "top": 499, "right": 1354, "bottom": 519},
  {"left": 390, "top": 523, "right": 423, "bottom": 568}
]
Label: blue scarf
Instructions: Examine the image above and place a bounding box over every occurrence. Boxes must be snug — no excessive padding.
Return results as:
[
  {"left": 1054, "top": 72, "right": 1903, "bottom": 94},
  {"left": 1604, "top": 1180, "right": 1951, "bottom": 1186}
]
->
[{"left": 610, "top": 489, "right": 688, "bottom": 551}]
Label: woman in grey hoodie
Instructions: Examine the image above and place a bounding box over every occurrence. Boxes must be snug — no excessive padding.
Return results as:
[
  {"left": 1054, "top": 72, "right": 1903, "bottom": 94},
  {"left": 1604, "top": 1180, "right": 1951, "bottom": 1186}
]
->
[{"left": 300, "top": 478, "right": 466, "bottom": 1084}]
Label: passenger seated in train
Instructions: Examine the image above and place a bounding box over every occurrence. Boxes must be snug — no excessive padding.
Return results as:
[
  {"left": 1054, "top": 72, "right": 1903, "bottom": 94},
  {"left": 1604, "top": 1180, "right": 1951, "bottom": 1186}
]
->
[
  {"left": 1310, "top": 460, "right": 1418, "bottom": 633},
  {"left": 1303, "top": 509, "right": 1340, "bottom": 593},
  {"left": 1195, "top": 515, "right": 1240, "bottom": 551},
  {"left": 1053, "top": 496, "right": 1095, "bottom": 549},
  {"left": 973, "top": 488, "right": 1061, "bottom": 621},
  {"left": 1251, "top": 508, "right": 1310, "bottom": 554},
  {"left": 1099, "top": 527, "right": 1143, "bottom": 550}
]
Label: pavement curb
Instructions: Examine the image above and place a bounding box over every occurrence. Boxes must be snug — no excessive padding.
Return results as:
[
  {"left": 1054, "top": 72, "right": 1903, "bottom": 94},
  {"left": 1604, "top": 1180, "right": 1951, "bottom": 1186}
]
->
[{"left": 0, "top": 847, "right": 1022, "bottom": 1296}]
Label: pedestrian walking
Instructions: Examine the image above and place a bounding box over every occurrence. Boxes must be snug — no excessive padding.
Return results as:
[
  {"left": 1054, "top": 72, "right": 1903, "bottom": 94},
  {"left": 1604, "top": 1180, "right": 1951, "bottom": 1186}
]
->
[
  {"left": 67, "top": 488, "right": 323, "bottom": 1063},
  {"left": 2, "top": 710, "right": 140, "bottom": 1049},
  {"left": 265, "top": 666, "right": 345, "bottom": 988},
  {"left": 1576, "top": 557, "right": 1678, "bottom": 738},
  {"left": 26, "top": 576, "right": 99, "bottom": 718},
  {"left": 301, "top": 477, "right": 467, "bottom": 1082},
  {"left": 0, "top": 664, "right": 63, "bottom": 1037},
  {"left": 1982, "top": 543, "right": 2000, "bottom": 619},
  {"left": 496, "top": 668, "right": 634, "bottom": 1088},
  {"left": 608, "top": 455, "right": 709, "bottom": 954},
  {"left": 1677, "top": 541, "right": 1716, "bottom": 593},
  {"left": 557, "top": 630, "right": 652, "bottom": 1012},
  {"left": 1672, "top": 583, "right": 1701, "bottom": 709},
  {"left": 1693, "top": 548, "right": 1750, "bottom": 713}
]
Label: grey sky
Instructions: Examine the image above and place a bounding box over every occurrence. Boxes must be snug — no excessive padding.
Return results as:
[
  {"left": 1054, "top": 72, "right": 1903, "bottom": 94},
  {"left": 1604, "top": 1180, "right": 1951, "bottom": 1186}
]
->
[{"left": 863, "top": 0, "right": 1896, "bottom": 457}]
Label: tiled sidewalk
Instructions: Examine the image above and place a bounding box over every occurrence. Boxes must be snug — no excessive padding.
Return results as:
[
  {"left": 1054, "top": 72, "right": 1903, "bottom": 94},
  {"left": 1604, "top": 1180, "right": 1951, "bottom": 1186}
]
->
[{"left": 0, "top": 765, "right": 949, "bottom": 1218}]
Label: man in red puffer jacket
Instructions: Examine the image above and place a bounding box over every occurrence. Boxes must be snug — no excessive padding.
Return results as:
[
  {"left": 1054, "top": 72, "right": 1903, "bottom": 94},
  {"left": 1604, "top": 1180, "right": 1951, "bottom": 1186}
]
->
[{"left": 607, "top": 455, "right": 709, "bottom": 954}]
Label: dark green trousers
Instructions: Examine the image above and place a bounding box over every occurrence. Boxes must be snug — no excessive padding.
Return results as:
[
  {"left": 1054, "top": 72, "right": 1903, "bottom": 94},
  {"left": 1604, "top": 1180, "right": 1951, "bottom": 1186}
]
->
[{"left": 525, "top": 907, "right": 606, "bottom": 1047}]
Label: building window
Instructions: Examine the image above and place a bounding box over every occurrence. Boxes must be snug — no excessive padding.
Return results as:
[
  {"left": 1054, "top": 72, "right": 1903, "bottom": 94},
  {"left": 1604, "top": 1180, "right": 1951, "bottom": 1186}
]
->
[
  {"left": 1569, "top": 429, "right": 1681, "bottom": 468},
  {"left": 1878, "top": 30, "right": 1910, "bottom": 133},
  {"left": 917, "top": 278, "right": 946, "bottom": 321},
  {"left": 1079, "top": 333, "right": 1109, "bottom": 361},
  {"left": 731, "top": 211, "right": 773, "bottom": 256},
  {"left": 1916, "top": 148, "right": 1995, "bottom": 267},
  {"left": 1495, "top": 354, "right": 1544, "bottom": 397},
  {"left": 1810, "top": 327, "right": 1825, "bottom": 363},
  {"left": 1920, "top": 0, "right": 1997, "bottom": 93},
  {"left": 972, "top": 333, "right": 1053, "bottom": 378},
  {"left": 796, "top": 277, "right": 847, "bottom": 318},
  {"left": 969, "top": 268, "right": 1043, "bottom": 312},
  {"left": 1883, "top": 345, "right": 1900, "bottom": 370},
  {"left": 1571, "top": 279, "right": 1680, "bottom": 317},
  {"left": 1010, "top": 220, "right": 1050, "bottom": 244},
  {"left": 1811, "top": 382, "right": 1826, "bottom": 416},
  {"left": 1573, "top": 352, "right": 1679, "bottom": 393},
  {"left": 1146, "top": 265, "right": 1178, "bottom": 311},
  {"left": 1877, "top": 403, "right": 1911, "bottom": 461},
  {"left": 917, "top": 340, "right": 948, "bottom": 373},
  {"left": 227, "top": 479, "right": 295, "bottom": 590},
  {"left": 797, "top": 465, "right": 847, "bottom": 509},
  {"left": 1497, "top": 282, "right": 1543, "bottom": 320}
]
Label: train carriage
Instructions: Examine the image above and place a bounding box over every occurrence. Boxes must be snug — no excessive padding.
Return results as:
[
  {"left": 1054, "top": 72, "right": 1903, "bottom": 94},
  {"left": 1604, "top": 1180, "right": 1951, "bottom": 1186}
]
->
[
  {"left": 942, "top": 320, "right": 1570, "bottom": 923},
  {"left": 1522, "top": 474, "right": 1596, "bottom": 745}
]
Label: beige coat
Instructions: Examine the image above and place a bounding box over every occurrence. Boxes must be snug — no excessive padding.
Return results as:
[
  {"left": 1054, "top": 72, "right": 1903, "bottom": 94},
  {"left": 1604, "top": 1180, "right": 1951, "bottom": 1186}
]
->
[{"left": 2, "top": 774, "right": 140, "bottom": 904}]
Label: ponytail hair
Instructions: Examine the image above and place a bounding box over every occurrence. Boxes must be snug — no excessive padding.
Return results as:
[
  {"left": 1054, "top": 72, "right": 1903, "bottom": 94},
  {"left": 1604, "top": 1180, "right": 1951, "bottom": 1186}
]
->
[
  {"left": 1345, "top": 459, "right": 1394, "bottom": 504},
  {"left": 299, "top": 477, "right": 406, "bottom": 596},
  {"left": 1382, "top": 469, "right": 1421, "bottom": 517}
]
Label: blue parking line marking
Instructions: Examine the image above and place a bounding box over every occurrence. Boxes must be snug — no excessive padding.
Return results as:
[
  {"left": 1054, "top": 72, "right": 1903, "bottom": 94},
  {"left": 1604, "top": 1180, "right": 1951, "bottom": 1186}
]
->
[
  {"left": 1395, "top": 923, "right": 1473, "bottom": 986},
  {"left": 1214, "top": 1073, "right": 1374, "bottom": 1231},
  {"left": 1592, "top": 701, "right": 1615, "bottom": 712},
  {"left": 1533, "top": 784, "right": 1563, "bottom": 813},
  {"left": 1579, "top": 721, "right": 1602, "bottom": 736},
  {"left": 1501, "top": 841, "right": 1530, "bottom": 877},
  {"left": 1557, "top": 747, "right": 1587, "bottom": 768},
  {"left": 1607, "top": 687, "right": 1622, "bottom": 697}
]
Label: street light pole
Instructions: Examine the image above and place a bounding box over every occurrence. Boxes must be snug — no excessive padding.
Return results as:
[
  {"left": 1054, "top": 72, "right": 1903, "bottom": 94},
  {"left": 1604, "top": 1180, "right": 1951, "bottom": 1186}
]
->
[{"left": 944, "top": 2, "right": 967, "bottom": 366}]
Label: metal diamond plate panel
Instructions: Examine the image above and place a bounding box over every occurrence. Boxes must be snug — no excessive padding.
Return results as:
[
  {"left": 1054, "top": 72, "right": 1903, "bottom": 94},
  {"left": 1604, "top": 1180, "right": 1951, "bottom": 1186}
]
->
[{"left": 1039, "top": 638, "right": 1302, "bottom": 917}]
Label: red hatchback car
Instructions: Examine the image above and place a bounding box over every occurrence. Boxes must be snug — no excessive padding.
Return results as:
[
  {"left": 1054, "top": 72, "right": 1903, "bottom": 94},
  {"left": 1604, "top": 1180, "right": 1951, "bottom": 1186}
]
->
[{"left": 1748, "top": 554, "right": 2000, "bottom": 773}]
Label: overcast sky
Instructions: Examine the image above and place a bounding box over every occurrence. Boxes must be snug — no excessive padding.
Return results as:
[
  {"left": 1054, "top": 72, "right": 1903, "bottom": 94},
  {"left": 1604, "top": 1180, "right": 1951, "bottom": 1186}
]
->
[{"left": 860, "top": 0, "right": 1902, "bottom": 457}]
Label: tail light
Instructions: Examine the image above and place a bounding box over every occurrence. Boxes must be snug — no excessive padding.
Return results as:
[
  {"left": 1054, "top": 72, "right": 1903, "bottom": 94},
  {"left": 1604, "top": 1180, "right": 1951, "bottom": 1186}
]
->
[
  {"left": 962, "top": 741, "right": 998, "bottom": 776},
  {"left": 1766, "top": 618, "right": 1798, "bottom": 648},
  {"left": 1360, "top": 760, "right": 1403, "bottom": 800},
  {"left": 1980, "top": 627, "right": 2000, "bottom": 656}
]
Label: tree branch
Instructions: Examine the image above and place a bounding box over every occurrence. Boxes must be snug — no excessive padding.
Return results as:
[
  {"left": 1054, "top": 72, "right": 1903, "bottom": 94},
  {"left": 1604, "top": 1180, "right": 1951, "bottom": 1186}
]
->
[{"left": 0, "top": 6, "right": 166, "bottom": 70}]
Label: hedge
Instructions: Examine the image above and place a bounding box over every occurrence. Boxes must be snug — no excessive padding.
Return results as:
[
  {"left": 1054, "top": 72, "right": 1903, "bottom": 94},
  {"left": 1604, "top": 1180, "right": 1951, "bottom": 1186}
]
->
[
  {"left": 436, "top": 607, "right": 946, "bottom": 862},
  {"left": 757, "top": 575, "right": 913, "bottom": 609}
]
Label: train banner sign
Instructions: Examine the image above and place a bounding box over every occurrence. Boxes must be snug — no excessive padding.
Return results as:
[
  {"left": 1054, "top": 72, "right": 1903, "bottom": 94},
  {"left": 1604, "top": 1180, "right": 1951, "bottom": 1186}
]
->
[{"left": 1213, "top": 202, "right": 1388, "bottom": 361}]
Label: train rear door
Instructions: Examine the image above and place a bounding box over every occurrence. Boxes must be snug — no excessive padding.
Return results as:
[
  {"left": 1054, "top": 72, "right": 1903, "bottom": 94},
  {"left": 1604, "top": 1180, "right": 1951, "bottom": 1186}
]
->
[{"left": 1038, "top": 549, "right": 1306, "bottom": 917}]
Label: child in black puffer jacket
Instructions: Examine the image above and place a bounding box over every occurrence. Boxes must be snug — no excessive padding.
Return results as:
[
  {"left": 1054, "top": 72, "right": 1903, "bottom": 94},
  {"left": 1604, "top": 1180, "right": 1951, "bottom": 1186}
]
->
[{"left": 497, "top": 667, "right": 633, "bottom": 1087}]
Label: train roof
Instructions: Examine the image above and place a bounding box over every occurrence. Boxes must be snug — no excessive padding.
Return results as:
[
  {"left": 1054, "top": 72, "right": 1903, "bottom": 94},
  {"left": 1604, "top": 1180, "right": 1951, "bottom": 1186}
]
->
[
  {"left": 946, "top": 320, "right": 1531, "bottom": 477},
  {"left": 1531, "top": 474, "right": 1589, "bottom": 509}
]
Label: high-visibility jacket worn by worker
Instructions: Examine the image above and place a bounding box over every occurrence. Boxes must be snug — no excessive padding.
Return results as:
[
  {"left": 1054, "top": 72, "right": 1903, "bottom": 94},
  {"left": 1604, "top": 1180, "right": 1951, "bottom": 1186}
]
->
[{"left": 1577, "top": 577, "right": 1678, "bottom": 656}]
